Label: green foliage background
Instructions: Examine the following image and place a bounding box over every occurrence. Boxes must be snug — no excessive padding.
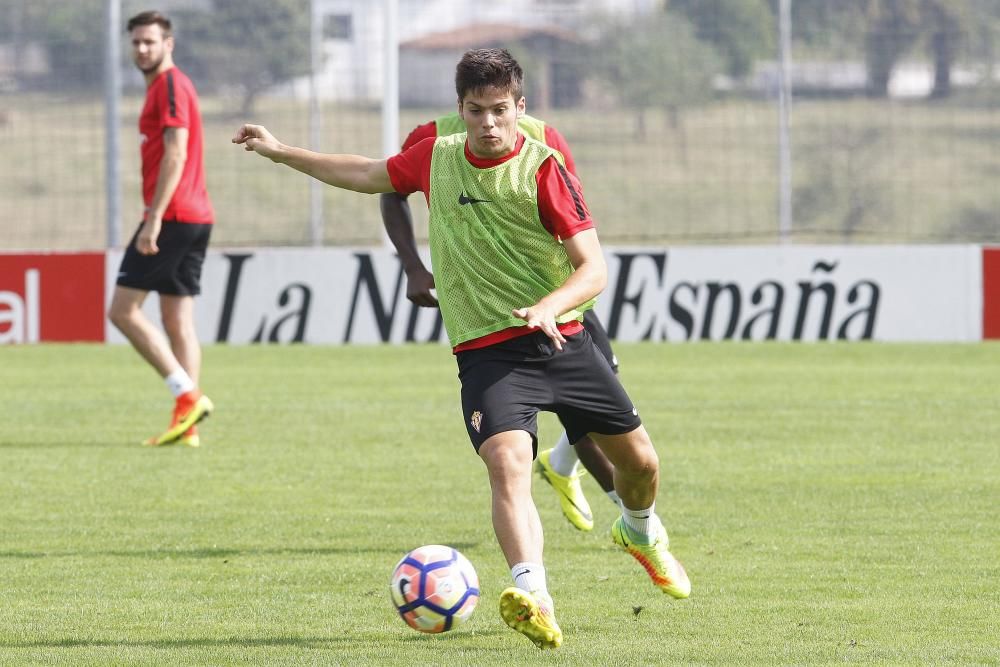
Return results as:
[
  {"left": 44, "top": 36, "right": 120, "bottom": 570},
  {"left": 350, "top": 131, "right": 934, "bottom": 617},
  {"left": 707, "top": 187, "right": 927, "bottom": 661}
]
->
[
  {"left": 3, "top": 1, "right": 1000, "bottom": 248},
  {"left": 170, "top": 0, "right": 311, "bottom": 115}
]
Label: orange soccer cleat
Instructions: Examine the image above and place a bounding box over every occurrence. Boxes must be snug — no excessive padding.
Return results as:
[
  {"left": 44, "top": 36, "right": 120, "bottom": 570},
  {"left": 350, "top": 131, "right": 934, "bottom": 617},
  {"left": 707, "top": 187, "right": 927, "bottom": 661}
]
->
[{"left": 143, "top": 390, "right": 213, "bottom": 447}]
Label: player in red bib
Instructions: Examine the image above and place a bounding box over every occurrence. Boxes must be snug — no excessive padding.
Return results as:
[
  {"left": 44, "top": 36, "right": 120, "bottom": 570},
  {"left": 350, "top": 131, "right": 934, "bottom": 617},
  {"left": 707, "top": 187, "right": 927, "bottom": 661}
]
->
[
  {"left": 107, "top": 11, "right": 213, "bottom": 448},
  {"left": 233, "top": 48, "right": 690, "bottom": 649}
]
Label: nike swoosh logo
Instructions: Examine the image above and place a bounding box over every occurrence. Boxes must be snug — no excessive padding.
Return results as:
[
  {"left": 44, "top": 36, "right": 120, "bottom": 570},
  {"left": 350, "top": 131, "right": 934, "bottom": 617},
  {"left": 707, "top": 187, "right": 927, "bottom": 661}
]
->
[
  {"left": 538, "top": 469, "right": 593, "bottom": 520},
  {"left": 458, "top": 191, "right": 492, "bottom": 205}
]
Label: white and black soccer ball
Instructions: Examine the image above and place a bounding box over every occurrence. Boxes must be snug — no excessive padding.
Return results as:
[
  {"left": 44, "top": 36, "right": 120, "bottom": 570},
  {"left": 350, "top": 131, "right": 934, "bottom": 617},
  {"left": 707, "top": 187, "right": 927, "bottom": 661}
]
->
[{"left": 390, "top": 544, "right": 480, "bottom": 633}]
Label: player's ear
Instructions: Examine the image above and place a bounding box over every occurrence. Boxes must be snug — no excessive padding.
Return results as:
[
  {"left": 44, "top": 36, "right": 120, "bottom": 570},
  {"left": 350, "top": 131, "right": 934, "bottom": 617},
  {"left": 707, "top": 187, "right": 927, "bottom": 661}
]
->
[
  {"left": 457, "top": 99, "right": 464, "bottom": 119},
  {"left": 515, "top": 97, "right": 525, "bottom": 118}
]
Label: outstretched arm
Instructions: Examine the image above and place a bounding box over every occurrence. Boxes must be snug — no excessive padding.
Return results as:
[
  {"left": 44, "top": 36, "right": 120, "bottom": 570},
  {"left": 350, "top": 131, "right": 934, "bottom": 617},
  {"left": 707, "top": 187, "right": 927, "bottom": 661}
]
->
[
  {"left": 379, "top": 193, "right": 438, "bottom": 307},
  {"left": 233, "top": 124, "right": 394, "bottom": 194},
  {"left": 512, "top": 228, "right": 607, "bottom": 351}
]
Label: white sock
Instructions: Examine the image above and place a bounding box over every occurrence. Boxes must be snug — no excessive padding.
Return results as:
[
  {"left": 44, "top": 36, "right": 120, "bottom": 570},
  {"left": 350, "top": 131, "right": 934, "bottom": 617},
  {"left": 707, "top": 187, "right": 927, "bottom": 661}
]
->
[
  {"left": 547, "top": 431, "right": 578, "bottom": 477},
  {"left": 511, "top": 561, "right": 547, "bottom": 596},
  {"left": 164, "top": 369, "right": 196, "bottom": 398},
  {"left": 607, "top": 489, "right": 623, "bottom": 508},
  {"left": 621, "top": 502, "right": 659, "bottom": 543}
]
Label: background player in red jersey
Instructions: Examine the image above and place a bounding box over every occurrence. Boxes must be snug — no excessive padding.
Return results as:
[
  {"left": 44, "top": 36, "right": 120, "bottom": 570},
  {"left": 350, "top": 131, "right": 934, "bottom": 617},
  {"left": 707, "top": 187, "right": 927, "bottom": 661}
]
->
[
  {"left": 380, "top": 114, "right": 622, "bottom": 532},
  {"left": 108, "top": 10, "right": 213, "bottom": 447}
]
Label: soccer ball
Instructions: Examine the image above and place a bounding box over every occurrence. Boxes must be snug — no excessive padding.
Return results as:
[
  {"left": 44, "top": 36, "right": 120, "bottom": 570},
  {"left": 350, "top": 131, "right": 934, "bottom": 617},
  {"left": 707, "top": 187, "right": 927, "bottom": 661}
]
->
[{"left": 390, "top": 544, "right": 480, "bottom": 633}]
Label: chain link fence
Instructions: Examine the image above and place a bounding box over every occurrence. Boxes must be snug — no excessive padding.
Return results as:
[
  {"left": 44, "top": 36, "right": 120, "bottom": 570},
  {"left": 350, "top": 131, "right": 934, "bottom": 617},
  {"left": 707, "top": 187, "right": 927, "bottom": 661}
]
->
[{"left": 2, "top": 0, "right": 999, "bottom": 250}]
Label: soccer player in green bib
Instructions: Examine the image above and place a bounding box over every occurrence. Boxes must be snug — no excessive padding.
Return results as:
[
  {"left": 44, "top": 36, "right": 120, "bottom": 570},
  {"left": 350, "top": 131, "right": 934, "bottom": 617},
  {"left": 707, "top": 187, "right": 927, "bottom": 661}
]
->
[
  {"left": 234, "top": 48, "right": 691, "bottom": 650},
  {"left": 380, "top": 110, "right": 622, "bottom": 534}
]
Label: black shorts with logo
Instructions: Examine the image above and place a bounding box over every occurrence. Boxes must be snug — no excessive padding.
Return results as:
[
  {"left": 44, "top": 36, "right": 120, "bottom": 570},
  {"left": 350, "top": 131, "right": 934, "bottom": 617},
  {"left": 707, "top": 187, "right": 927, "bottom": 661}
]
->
[
  {"left": 583, "top": 309, "right": 618, "bottom": 373},
  {"left": 456, "top": 328, "right": 641, "bottom": 454},
  {"left": 116, "top": 220, "right": 212, "bottom": 296}
]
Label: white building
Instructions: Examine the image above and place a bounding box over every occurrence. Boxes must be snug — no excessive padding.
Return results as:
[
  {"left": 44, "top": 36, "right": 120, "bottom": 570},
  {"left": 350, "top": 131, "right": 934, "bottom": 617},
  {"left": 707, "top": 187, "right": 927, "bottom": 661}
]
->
[{"left": 289, "top": 0, "right": 662, "bottom": 103}]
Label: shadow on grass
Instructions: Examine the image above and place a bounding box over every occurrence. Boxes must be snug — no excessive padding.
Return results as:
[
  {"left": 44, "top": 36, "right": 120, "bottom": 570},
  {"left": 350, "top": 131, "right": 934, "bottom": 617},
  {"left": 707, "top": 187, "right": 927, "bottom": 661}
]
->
[
  {"left": 4, "top": 636, "right": 354, "bottom": 649},
  {"left": 396, "top": 629, "right": 507, "bottom": 643},
  {"left": 0, "top": 542, "right": 481, "bottom": 560},
  {"left": 0, "top": 440, "right": 130, "bottom": 449},
  {"left": 3, "top": 629, "right": 508, "bottom": 649}
]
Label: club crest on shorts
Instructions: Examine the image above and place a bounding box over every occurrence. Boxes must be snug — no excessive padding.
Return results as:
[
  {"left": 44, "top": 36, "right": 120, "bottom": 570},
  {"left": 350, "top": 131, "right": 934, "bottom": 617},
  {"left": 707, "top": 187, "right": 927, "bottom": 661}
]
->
[{"left": 469, "top": 410, "right": 483, "bottom": 433}]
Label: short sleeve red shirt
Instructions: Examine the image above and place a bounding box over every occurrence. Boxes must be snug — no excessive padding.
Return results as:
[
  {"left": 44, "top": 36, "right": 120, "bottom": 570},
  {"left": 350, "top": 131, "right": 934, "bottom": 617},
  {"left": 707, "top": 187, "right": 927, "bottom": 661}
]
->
[
  {"left": 541, "top": 125, "right": 577, "bottom": 177},
  {"left": 400, "top": 121, "right": 436, "bottom": 151},
  {"left": 138, "top": 66, "right": 213, "bottom": 223}
]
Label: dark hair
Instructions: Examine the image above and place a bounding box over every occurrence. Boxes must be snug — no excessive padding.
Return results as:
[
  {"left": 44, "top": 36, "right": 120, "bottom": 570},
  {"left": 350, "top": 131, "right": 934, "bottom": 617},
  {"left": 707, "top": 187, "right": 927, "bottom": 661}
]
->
[
  {"left": 127, "top": 10, "right": 172, "bottom": 36},
  {"left": 455, "top": 48, "right": 523, "bottom": 101}
]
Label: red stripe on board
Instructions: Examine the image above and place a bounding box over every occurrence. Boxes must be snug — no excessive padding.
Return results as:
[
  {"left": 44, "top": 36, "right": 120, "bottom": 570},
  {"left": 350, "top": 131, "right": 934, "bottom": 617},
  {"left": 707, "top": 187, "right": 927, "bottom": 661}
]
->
[
  {"left": 0, "top": 253, "right": 106, "bottom": 343},
  {"left": 983, "top": 248, "right": 1000, "bottom": 339}
]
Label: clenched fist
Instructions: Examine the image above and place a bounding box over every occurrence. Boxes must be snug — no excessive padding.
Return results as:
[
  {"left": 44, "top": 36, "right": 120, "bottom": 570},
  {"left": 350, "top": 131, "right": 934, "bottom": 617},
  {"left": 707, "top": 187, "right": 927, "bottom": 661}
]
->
[{"left": 232, "top": 124, "right": 283, "bottom": 161}]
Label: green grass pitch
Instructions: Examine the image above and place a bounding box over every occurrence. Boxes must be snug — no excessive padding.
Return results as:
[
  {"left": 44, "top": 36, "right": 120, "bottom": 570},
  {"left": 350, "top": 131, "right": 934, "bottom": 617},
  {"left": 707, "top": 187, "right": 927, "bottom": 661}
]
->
[{"left": 1, "top": 342, "right": 997, "bottom": 665}]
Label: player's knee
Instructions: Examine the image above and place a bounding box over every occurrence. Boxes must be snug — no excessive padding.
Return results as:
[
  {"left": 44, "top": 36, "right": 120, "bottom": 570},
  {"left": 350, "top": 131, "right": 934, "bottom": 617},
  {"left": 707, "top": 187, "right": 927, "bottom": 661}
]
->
[
  {"left": 621, "top": 455, "right": 658, "bottom": 482},
  {"left": 161, "top": 315, "right": 183, "bottom": 339},
  {"left": 107, "top": 302, "right": 133, "bottom": 331},
  {"left": 618, "top": 433, "right": 659, "bottom": 480},
  {"left": 480, "top": 433, "right": 533, "bottom": 485},
  {"left": 483, "top": 442, "right": 527, "bottom": 474},
  {"left": 161, "top": 311, "right": 194, "bottom": 340}
]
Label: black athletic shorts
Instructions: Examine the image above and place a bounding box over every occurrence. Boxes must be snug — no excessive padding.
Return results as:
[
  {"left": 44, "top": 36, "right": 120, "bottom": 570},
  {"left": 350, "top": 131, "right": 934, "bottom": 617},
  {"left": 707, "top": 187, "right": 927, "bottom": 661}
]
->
[
  {"left": 582, "top": 309, "right": 618, "bottom": 373},
  {"left": 116, "top": 220, "right": 212, "bottom": 296},
  {"left": 455, "top": 328, "right": 642, "bottom": 454}
]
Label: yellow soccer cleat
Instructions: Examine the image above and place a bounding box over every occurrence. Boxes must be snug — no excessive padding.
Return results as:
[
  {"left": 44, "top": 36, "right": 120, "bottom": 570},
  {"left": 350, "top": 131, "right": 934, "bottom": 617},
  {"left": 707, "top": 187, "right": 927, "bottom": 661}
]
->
[
  {"left": 499, "top": 587, "right": 563, "bottom": 649},
  {"left": 611, "top": 517, "right": 691, "bottom": 599},
  {"left": 143, "top": 433, "right": 176, "bottom": 447},
  {"left": 143, "top": 390, "right": 213, "bottom": 447},
  {"left": 535, "top": 448, "right": 594, "bottom": 531},
  {"left": 177, "top": 425, "right": 200, "bottom": 448}
]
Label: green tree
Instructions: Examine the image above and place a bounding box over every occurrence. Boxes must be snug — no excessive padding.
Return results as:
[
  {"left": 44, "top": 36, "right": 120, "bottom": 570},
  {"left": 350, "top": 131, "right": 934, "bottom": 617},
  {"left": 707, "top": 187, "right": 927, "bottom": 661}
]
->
[
  {"left": 171, "top": 0, "right": 311, "bottom": 115},
  {"left": 791, "top": 0, "right": 983, "bottom": 98},
  {"left": 0, "top": 0, "right": 104, "bottom": 89},
  {"left": 862, "top": 0, "right": 985, "bottom": 98},
  {"left": 922, "top": 0, "right": 969, "bottom": 98},
  {"left": 590, "top": 12, "right": 721, "bottom": 144},
  {"left": 964, "top": 0, "right": 1000, "bottom": 94},
  {"left": 862, "top": 0, "right": 924, "bottom": 97},
  {"left": 784, "top": 0, "right": 869, "bottom": 58},
  {"left": 670, "top": 0, "right": 774, "bottom": 80}
]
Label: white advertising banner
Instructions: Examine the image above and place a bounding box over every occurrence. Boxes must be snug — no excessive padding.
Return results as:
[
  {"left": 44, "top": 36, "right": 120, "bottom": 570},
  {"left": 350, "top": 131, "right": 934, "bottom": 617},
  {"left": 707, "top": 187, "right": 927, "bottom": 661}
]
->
[
  {"left": 106, "top": 248, "right": 445, "bottom": 345},
  {"left": 594, "top": 245, "right": 983, "bottom": 343},
  {"left": 104, "top": 245, "right": 983, "bottom": 345}
]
